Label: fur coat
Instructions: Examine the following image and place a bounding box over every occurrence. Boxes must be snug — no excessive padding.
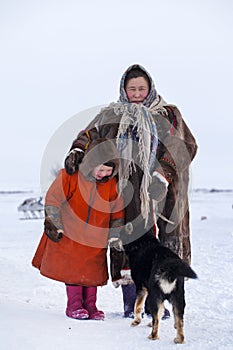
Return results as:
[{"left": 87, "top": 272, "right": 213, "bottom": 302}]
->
[{"left": 64, "top": 65, "right": 198, "bottom": 265}]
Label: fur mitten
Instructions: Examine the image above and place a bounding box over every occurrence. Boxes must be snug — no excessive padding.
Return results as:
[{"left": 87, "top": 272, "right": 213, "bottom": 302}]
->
[
  {"left": 44, "top": 217, "right": 63, "bottom": 242},
  {"left": 109, "top": 237, "right": 124, "bottom": 251},
  {"left": 64, "top": 148, "right": 84, "bottom": 175},
  {"left": 149, "top": 171, "right": 169, "bottom": 202},
  {"left": 44, "top": 205, "right": 64, "bottom": 243},
  {"left": 112, "top": 269, "right": 134, "bottom": 288}
]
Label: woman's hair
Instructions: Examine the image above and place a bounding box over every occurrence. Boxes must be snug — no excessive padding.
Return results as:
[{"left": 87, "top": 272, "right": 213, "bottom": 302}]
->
[{"left": 124, "top": 67, "right": 151, "bottom": 90}]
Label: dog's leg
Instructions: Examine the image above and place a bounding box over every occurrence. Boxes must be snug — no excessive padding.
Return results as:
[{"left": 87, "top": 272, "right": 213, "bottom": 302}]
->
[
  {"left": 131, "top": 287, "right": 147, "bottom": 326},
  {"left": 148, "top": 302, "right": 163, "bottom": 340},
  {"left": 173, "top": 306, "right": 185, "bottom": 344},
  {"left": 158, "top": 302, "right": 165, "bottom": 320},
  {"left": 147, "top": 301, "right": 164, "bottom": 327},
  {"left": 172, "top": 279, "right": 186, "bottom": 344},
  {"left": 148, "top": 313, "right": 159, "bottom": 340}
]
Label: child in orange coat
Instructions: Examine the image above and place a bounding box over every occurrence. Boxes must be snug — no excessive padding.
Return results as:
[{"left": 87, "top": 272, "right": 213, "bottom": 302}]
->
[{"left": 32, "top": 139, "right": 124, "bottom": 320}]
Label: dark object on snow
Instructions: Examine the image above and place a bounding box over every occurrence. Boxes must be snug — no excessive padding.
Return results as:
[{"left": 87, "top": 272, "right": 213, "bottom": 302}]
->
[
  {"left": 18, "top": 197, "right": 44, "bottom": 219},
  {"left": 124, "top": 229, "right": 197, "bottom": 344}
]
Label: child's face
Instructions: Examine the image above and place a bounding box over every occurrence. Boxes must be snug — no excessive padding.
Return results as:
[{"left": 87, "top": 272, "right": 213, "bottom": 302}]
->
[{"left": 93, "top": 164, "right": 113, "bottom": 180}]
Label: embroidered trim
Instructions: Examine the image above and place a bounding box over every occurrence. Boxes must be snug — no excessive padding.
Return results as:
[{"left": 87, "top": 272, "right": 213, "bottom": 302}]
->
[
  {"left": 84, "top": 130, "right": 91, "bottom": 150},
  {"left": 164, "top": 106, "right": 177, "bottom": 135},
  {"left": 160, "top": 157, "right": 177, "bottom": 174}
]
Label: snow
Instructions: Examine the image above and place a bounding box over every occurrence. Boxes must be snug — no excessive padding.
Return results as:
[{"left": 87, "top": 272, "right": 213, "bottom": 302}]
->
[{"left": 0, "top": 190, "right": 233, "bottom": 350}]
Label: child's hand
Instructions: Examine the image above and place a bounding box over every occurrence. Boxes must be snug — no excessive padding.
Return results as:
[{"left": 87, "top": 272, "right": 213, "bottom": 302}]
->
[
  {"left": 109, "top": 237, "right": 123, "bottom": 251},
  {"left": 112, "top": 269, "right": 134, "bottom": 288},
  {"left": 44, "top": 217, "right": 63, "bottom": 243}
]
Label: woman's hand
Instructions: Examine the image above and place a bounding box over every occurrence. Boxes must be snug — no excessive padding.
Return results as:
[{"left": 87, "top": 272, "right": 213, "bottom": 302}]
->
[{"left": 64, "top": 148, "right": 84, "bottom": 175}]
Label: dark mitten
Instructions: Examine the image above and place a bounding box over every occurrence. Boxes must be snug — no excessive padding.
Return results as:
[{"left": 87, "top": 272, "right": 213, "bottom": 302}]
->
[
  {"left": 109, "top": 237, "right": 124, "bottom": 251},
  {"left": 64, "top": 148, "right": 84, "bottom": 175},
  {"left": 44, "top": 205, "right": 64, "bottom": 242},
  {"left": 44, "top": 217, "right": 63, "bottom": 242},
  {"left": 149, "top": 171, "right": 169, "bottom": 202},
  {"left": 110, "top": 248, "right": 126, "bottom": 284}
]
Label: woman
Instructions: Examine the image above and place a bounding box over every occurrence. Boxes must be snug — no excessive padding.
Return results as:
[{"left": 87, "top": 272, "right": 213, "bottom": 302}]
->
[{"left": 64, "top": 64, "right": 198, "bottom": 317}]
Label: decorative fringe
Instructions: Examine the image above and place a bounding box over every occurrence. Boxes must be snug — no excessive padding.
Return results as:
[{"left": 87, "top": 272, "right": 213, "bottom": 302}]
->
[{"left": 113, "top": 103, "right": 158, "bottom": 226}]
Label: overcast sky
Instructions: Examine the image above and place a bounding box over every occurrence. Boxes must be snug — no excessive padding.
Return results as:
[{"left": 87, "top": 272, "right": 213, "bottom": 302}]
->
[{"left": 0, "top": 0, "right": 232, "bottom": 191}]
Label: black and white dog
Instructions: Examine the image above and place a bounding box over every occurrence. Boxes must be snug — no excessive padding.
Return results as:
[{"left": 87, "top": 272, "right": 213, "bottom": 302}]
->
[{"left": 124, "top": 229, "right": 197, "bottom": 344}]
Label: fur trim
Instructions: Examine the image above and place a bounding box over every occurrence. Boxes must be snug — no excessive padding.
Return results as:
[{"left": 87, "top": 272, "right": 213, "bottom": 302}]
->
[{"left": 79, "top": 138, "right": 119, "bottom": 181}]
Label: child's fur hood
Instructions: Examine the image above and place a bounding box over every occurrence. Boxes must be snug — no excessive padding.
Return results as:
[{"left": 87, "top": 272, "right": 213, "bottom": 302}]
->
[{"left": 79, "top": 138, "right": 119, "bottom": 181}]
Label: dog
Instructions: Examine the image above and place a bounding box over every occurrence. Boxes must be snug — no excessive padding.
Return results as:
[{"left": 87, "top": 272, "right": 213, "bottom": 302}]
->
[{"left": 124, "top": 229, "right": 197, "bottom": 344}]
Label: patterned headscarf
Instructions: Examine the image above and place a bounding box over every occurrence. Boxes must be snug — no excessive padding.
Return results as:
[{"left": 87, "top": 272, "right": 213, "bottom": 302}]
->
[{"left": 118, "top": 64, "right": 158, "bottom": 107}]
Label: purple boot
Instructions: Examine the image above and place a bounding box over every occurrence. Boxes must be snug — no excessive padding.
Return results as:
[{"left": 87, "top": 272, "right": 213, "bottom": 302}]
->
[
  {"left": 83, "top": 287, "right": 105, "bottom": 320},
  {"left": 162, "top": 308, "right": 171, "bottom": 320},
  {"left": 121, "top": 284, "right": 136, "bottom": 318},
  {"left": 65, "top": 285, "right": 89, "bottom": 319}
]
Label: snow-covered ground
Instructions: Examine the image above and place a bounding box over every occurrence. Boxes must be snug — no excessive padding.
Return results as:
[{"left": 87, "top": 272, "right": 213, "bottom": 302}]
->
[{"left": 0, "top": 190, "right": 233, "bottom": 350}]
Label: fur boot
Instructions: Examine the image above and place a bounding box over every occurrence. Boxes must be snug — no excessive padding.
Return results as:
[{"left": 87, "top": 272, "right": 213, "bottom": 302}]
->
[
  {"left": 83, "top": 287, "right": 105, "bottom": 320},
  {"left": 65, "top": 285, "right": 89, "bottom": 319}
]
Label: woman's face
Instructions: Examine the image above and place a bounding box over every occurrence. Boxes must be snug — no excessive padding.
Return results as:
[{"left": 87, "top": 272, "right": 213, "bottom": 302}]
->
[{"left": 125, "top": 77, "right": 149, "bottom": 103}]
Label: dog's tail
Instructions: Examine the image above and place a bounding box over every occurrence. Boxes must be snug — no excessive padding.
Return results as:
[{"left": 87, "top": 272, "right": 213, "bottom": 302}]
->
[{"left": 160, "top": 258, "right": 198, "bottom": 281}]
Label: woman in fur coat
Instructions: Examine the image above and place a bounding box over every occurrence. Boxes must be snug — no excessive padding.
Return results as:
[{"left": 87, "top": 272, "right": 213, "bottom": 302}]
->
[
  {"left": 64, "top": 64, "right": 198, "bottom": 317},
  {"left": 32, "top": 138, "right": 125, "bottom": 321}
]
